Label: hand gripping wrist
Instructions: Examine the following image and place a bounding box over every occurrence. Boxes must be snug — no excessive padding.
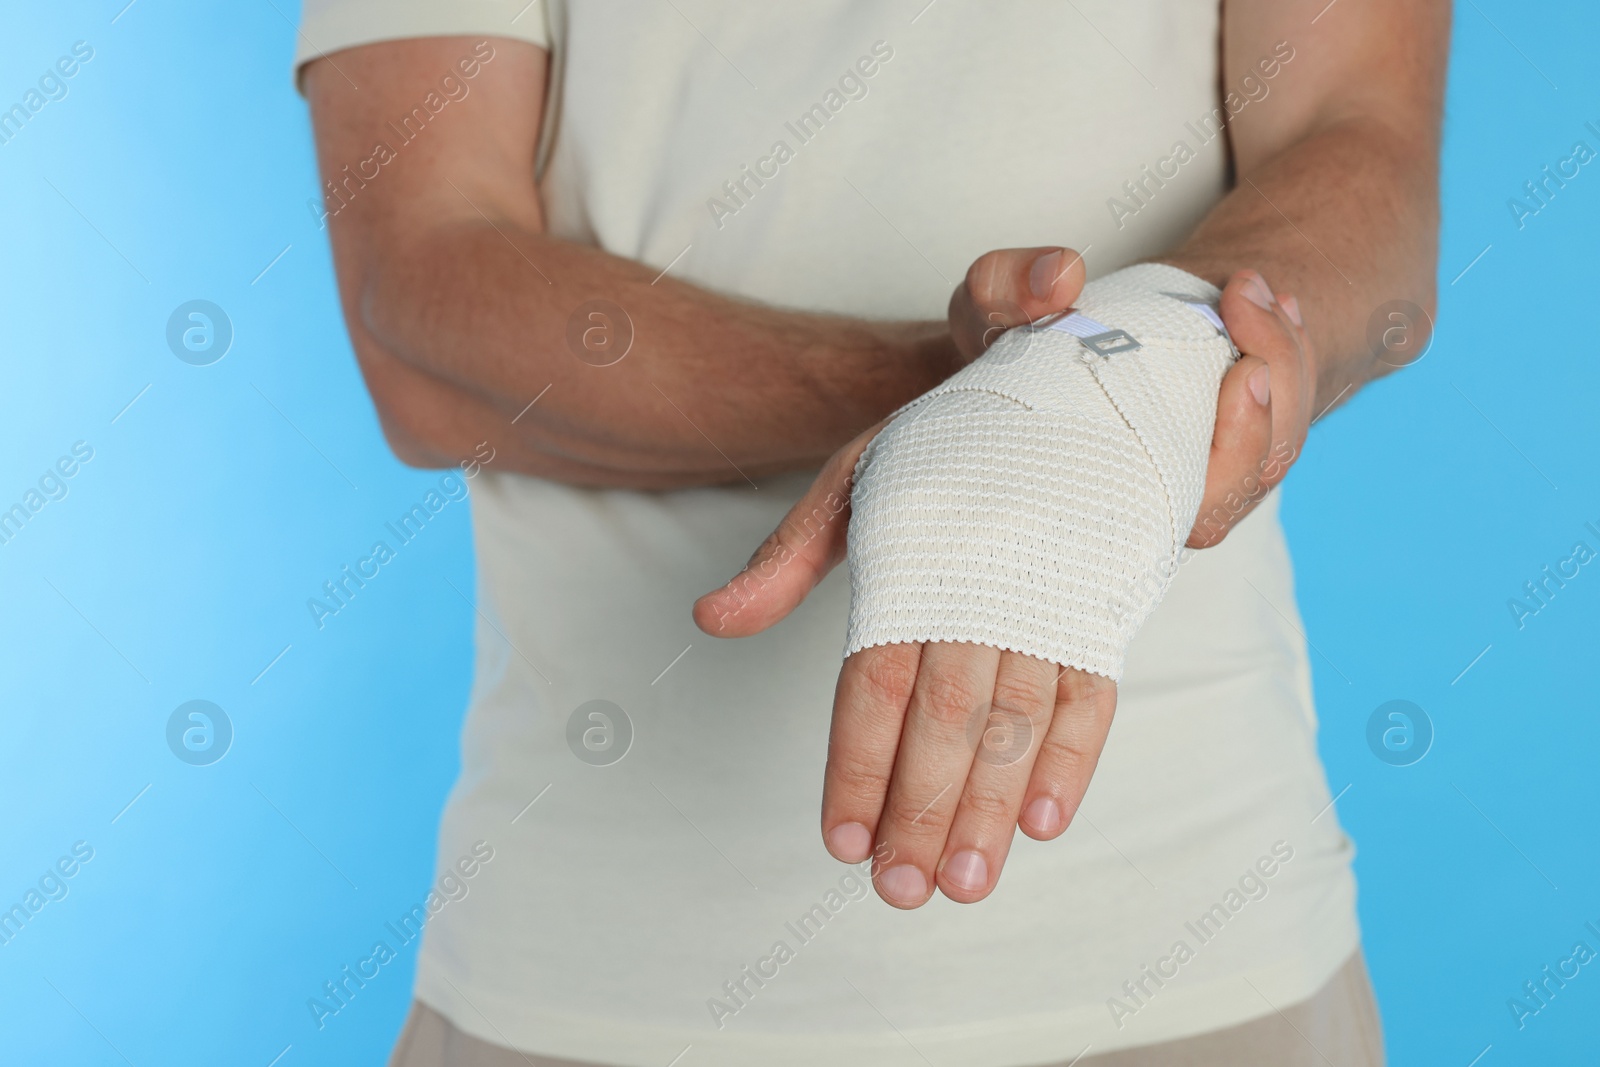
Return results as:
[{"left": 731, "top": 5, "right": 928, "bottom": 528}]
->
[{"left": 842, "top": 263, "right": 1238, "bottom": 680}]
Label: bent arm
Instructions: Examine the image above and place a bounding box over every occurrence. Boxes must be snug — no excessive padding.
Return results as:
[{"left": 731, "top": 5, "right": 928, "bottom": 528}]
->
[
  {"left": 1161, "top": 0, "right": 1448, "bottom": 422},
  {"left": 305, "top": 37, "right": 958, "bottom": 488}
]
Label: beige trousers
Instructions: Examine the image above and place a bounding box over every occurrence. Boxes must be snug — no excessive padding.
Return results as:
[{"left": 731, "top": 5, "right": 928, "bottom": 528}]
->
[{"left": 389, "top": 951, "right": 1383, "bottom": 1067}]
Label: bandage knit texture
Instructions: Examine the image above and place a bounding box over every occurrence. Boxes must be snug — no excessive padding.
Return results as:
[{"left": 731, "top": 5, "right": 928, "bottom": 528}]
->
[{"left": 843, "top": 263, "right": 1238, "bottom": 680}]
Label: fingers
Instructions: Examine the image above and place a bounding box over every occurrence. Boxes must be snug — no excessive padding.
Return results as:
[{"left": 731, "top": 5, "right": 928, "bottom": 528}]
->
[
  {"left": 692, "top": 424, "right": 878, "bottom": 638},
  {"left": 1218, "top": 269, "right": 1315, "bottom": 453},
  {"left": 1189, "top": 270, "right": 1315, "bottom": 548},
  {"left": 1018, "top": 667, "right": 1118, "bottom": 841},
  {"left": 949, "top": 246, "right": 1087, "bottom": 361},
  {"left": 869, "top": 643, "right": 1001, "bottom": 908},
  {"left": 1188, "top": 354, "right": 1272, "bottom": 549},
  {"left": 934, "top": 651, "right": 1058, "bottom": 903},
  {"left": 820, "top": 643, "right": 923, "bottom": 863},
  {"left": 825, "top": 649, "right": 1117, "bottom": 908}
]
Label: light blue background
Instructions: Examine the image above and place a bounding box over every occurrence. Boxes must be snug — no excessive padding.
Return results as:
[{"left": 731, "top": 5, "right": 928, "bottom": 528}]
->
[{"left": 1, "top": 2, "right": 1595, "bottom": 1064}]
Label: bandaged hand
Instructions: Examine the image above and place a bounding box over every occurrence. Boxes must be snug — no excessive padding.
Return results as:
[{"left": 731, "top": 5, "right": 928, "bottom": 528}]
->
[
  {"left": 847, "top": 263, "right": 1239, "bottom": 677},
  {"left": 696, "top": 254, "right": 1315, "bottom": 908}
]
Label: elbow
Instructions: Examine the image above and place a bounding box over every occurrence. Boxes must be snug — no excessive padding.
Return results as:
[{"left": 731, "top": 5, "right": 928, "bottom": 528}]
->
[
  {"left": 358, "top": 254, "right": 415, "bottom": 362},
  {"left": 349, "top": 254, "right": 468, "bottom": 470},
  {"left": 1374, "top": 179, "right": 1439, "bottom": 374},
  {"left": 360, "top": 360, "right": 461, "bottom": 471},
  {"left": 384, "top": 426, "right": 450, "bottom": 470},
  {"left": 375, "top": 403, "right": 454, "bottom": 470}
]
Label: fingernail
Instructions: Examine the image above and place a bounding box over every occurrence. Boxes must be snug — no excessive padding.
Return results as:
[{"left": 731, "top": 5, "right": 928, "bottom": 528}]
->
[
  {"left": 1029, "top": 249, "right": 1065, "bottom": 301},
  {"left": 942, "top": 850, "right": 988, "bottom": 893},
  {"left": 1023, "top": 796, "right": 1062, "bottom": 834},
  {"left": 825, "top": 822, "right": 872, "bottom": 863},
  {"left": 1242, "top": 273, "right": 1275, "bottom": 311},
  {"left": 878, "top": 864, "right": 928, "bottom": 904},
  {"left": 1281, "top": 294, "right": 1303, "bottom": 326},
  {"left": 1248, "top": 364, "right": 1271, "bottom": 407}
]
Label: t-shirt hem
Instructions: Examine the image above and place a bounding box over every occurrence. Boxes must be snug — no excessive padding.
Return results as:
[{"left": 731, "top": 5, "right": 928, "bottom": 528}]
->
[
  {"left": 411, "top": 921, "right": 1361, "bottom": 1067},
  {"left": 292, "top": 0, "right": 551, "bottom": 94}
]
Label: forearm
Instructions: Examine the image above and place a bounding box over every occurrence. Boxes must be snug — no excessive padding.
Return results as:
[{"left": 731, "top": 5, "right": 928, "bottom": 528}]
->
[
  {"left": 1160, "top": 115, "right": 1439, "bottom": 417},
  {"left": 352, "top": 220, "right": 957, "bottom": 485},
  {"left": 348, "top": 333, "right": 848, "bottom": 488}
]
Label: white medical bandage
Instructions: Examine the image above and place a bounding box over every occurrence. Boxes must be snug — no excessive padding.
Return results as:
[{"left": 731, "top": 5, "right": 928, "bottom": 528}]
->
[{"left": 843, "top": 263, "right": 1238, "bottom": 680}]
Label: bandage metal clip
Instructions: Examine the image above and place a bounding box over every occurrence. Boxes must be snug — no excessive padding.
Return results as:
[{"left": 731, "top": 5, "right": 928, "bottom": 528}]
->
[
  {"left": 1080, "top": 329, "right": 1142, "bottom": 358},
  {"left": 1046, "top": 311, "right": 1143, "bottom": 358}
]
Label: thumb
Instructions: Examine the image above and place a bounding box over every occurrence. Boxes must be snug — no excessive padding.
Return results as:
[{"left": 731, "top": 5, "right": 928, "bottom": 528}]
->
[
  {"left": 693, "top": 424, "right": 879, "bottom": 638},
  {"left": 1188, "top": 354, "right": 1272, "bottom": 549},
  {"left": 950, "top": 246, "right": 1087, "bottom": 361}
]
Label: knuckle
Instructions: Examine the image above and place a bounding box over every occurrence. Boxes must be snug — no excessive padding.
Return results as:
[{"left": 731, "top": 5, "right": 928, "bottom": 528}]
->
[
  {"left": 856, "top": 647, "right": 920, "bottom": 709},
  {"left": 955, "top": 786, "right": 1015, "bottom": 825},
  {"left": 971, "top": 702, "right": 1039, "bottom": 767},
  {"left": 749, "top": 528, "right": 789, "bottom": 569},
  {"left": 1036, "top": 699, "right": 1112, "bottom": 781},
  {"left": 1058, "top": 671, "right": 1117, "bottom": 719},
  {"left": 884, "top": 789, "right": 954, "bottom": 836},
  {"left": 990, "top": 674, "right": 1053, "bottom": 725},
  {"left": 915, "top": 671, "right": 987, "bottom": 729},
  {"left": 1036, "top": 733, "right": 1095, "bottom": 784},
  {"left": 827, "top": 757, "right": 891, "bottom": 807}
]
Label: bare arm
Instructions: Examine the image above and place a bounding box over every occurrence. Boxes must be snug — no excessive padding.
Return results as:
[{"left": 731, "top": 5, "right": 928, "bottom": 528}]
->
[
  {"left": 1163, "top": 0, "right": 1448, "bottom": 431},
  {"left": 304, "top": 38, "right": 966, "bottom": 488}
]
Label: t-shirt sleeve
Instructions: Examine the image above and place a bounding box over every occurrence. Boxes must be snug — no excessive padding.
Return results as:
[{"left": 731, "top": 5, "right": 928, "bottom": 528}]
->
[{"left": 293, "top": 0, "right": 552, "bottom": 93}]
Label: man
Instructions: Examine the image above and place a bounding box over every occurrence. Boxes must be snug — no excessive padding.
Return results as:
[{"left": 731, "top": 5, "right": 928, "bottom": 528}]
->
[{"left": 298, "top": 1, "right": 1444, "bottom": 1063}]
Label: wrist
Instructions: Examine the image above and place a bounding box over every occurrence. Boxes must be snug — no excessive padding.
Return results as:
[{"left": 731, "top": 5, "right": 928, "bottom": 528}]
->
[
  {"left": 849, "top": 318, "right": 962, "bottom": 419},
  {"left": 901, "top": 321, "right": 965, "bottom": 390}
]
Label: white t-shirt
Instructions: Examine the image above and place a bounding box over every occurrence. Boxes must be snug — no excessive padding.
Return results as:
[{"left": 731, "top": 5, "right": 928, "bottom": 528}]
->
[{"left": 297, "top": 3, "right": 1360, "bottom": 1064}]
